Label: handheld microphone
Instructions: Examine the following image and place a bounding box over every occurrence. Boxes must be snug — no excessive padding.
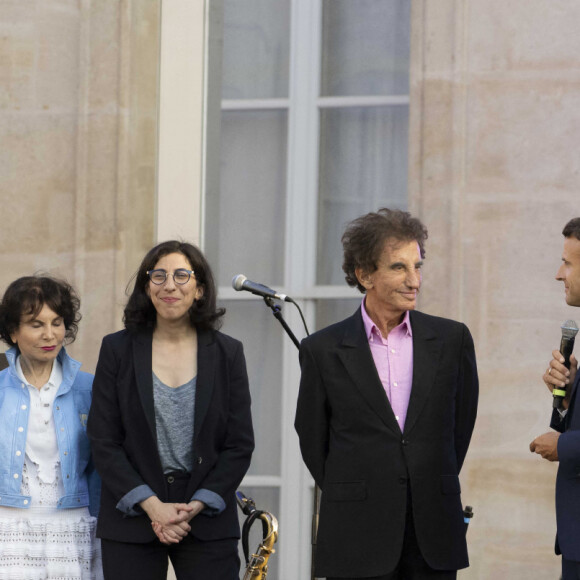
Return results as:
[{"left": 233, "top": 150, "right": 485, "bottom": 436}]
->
[
  {"left": 553, "top": 319, "right": 579, "bottom": 409},
  {"left": 463, "top": 505, "right": 474, "bottom": 532},
  {"left": 231, "top": 274, "right": 290, "bottom": 302}
]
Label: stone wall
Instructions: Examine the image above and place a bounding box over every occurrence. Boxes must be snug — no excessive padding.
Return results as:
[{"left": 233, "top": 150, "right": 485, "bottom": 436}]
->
[
  {"left": 409, "top": 1, "right": 580, "bottom": 577},
  {"left": 0, "top": 0, "right": 159, "bottom": 372}
]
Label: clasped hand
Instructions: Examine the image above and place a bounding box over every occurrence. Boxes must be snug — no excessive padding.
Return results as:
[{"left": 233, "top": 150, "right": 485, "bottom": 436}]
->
[{"left": 141, "top": 496, "right": 205, "bottom": 545}]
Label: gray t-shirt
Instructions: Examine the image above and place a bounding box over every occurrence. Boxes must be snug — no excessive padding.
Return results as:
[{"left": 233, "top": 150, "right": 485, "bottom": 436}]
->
[{"left": 152, "top": 373, "right": 196, "bottom": 474}]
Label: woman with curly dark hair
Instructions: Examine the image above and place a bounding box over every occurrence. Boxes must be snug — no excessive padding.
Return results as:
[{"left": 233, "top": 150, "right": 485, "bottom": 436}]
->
[
  {"left": 87, "top": 241, "right": 254, "bottom": 580},
  {"left": 0, "top": 275, "right": 102, "bottom": 579}
]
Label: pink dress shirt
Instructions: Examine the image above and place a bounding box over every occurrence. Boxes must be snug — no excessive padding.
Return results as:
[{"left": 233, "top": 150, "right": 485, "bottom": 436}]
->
[{"left": 361, "top": 298, "right": 414, "bottom": 432}]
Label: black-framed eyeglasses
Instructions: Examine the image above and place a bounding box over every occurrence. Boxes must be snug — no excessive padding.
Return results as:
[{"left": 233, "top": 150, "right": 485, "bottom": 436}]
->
[{"left": 146, "top": 269, "right": 195, "bottom": 285}]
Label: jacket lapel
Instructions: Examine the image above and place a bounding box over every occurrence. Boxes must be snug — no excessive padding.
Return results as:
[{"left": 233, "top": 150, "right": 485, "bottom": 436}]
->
[
  {"left": 132, "top": 329, "right": 157, "bottom": 440},
  {"left": 337, "top": 310, "right": 402, "bottom": 436},
  {"left": 565, "top": 372, "right": 580, "bottom": 428},
  {"left": 403, "top": 311, "right": 442, "bottom": 436},
  {"left": 194, "top": 329, "right": 216, "bottom": 439}
]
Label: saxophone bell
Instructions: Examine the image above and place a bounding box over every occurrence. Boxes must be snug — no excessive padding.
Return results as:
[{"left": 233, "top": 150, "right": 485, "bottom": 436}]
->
[{"left": 237, "top": 491, "right": 279, "bottom": 580}]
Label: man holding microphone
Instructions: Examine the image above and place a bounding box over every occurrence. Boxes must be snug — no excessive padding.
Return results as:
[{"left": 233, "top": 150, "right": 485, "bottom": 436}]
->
[{"left": 530, "top": 218, "right": 580, "bottom": 579}]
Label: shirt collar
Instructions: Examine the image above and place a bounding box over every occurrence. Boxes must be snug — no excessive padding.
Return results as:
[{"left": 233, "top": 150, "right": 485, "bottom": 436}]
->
[
  {"left": 15, "top": 356, "right": 63, "bottom": 390},
  {"left": 360, "top": 297, "right": 413, "bottom": 340}
]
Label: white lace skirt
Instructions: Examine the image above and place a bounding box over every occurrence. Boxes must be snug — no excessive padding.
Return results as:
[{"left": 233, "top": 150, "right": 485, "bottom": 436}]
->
[{"left": 0, "top": 506, "right": 103, "bottom": 580}]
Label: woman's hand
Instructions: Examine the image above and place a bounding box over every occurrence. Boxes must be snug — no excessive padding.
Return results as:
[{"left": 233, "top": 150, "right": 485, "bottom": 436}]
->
[
  {"left": 144, "top": 498, "right": 205, "bottom": 545},
  {"left": 140, "top": 496, "right": 194, "bottom": 544}
]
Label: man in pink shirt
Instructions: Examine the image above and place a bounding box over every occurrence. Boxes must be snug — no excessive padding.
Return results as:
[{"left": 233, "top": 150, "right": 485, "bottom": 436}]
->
[{"left": 295, "top": 208, "right": 478, "bottom": 579}]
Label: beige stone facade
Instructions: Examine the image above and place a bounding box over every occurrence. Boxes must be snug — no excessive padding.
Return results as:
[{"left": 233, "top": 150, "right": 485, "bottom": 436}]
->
[
  {"left": 410, "top": 1, "right": 580, "bottom": 577},
  {"left": 2, "top": 0, "right": 580, "bottom": 578},
  {"left": 0, "top": 0, "right": 159, "bottom": 371}
]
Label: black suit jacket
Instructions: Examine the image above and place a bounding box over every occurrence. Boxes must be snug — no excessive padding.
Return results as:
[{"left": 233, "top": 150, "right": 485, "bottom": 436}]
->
[
  {"left": 551, "top": 371, "right": 580, "bottom": 560},
  {"left": 295, "top": 309, "right": 478, "bottom": 578},
  {"left": 87, "top": 328, "right": 254, "bottom": 543}
]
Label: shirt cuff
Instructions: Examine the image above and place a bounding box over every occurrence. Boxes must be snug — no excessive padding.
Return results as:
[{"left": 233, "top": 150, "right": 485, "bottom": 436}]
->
[
  {"left": 116, "top": 485, "right": 155, "bottom": 517},
  {"left": 191, "top": 488, "right": 225, "bottom": 517}
]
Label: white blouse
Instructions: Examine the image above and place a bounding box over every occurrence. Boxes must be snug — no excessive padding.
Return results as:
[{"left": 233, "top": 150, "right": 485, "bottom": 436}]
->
[{"left": 15, "top": 357, "right": 65, "bottom": 507}]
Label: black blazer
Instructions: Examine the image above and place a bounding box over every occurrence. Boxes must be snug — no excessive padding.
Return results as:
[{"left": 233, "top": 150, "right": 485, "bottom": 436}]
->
[
  {"left": 295, "top": 309, "right": 478, "bottom": 578},
  {"left": 551, "top": 371, "right": 580, "bottom": 560},
  {"left": 87, "top": 328, "right": 254, "bottom": 543}
]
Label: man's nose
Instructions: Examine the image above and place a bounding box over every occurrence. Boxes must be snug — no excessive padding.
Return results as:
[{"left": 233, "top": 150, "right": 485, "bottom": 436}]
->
[{"left": 407, "top": 270, "right": 421, "bottom": 287}]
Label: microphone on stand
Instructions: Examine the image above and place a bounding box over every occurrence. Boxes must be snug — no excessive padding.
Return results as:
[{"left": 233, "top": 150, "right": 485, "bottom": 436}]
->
[
  {"left": 553, "top": 319, "right": 579, "bottom": 409},
  {"left": 231, "top": 274, "right": 291, "bottom": 302}
]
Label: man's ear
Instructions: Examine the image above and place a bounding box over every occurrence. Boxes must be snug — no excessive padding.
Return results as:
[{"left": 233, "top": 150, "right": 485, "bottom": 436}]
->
[{"left": 355, "top": 268, "right": 373, "bottom": 290}]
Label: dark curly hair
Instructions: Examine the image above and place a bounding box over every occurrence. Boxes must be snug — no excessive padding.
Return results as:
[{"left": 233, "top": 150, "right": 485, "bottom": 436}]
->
[
  {"left": 0, "top": 275, "right": 81, "bottom": 347},
  {"left": 124, "top": 240, "right": 225, "bottom": 332},
  {"left": 342, "top": 208, "right": 428, "bottom": 293},
  {"left": 563, "top": 218, "right": 580, "bottom": 241}
]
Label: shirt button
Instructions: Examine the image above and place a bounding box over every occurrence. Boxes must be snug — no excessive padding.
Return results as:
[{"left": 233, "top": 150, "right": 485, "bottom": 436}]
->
[
  {"left": 402, "top": 439, "right": 408, "bottom": 446},
  {"left": 393, "top": 382, "right": 398, "bottom": 387},
  {"left": 61, "top": 428, "right": 64, "bottom": 432},
  {"left": 56, "top": 406, "right": 60, "bottom": 411},
  {"left": 13, "top": 473, "right": 19, "bottom": 479},
  {"left": 395, "top": 415, "right": 400, "bottom": 420},
  {"left": 15, "top": 451, "right": 21, "bottom": 456},
  {"left": 64, "top": 451, "right": 68, "bottom": 456},
  {"left": 21, "top": 404, "right": 27, "bottom": 410},
  {"left": 23, "top": 499, "right": 29, "bottom": 505},
  {"left": 18, "top": 427, "right": 24, "bottom": 433}
]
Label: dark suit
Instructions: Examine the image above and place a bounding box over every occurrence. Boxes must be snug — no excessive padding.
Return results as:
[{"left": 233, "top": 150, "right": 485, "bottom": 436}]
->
[
  {"left": 551, "top": 371, "right": 580, "bottom": 562},
  {"left": 87, "top": 327, "right": 254, "bottom": 544},
  {"left": 295, "top": 308, "right": 478, "bottom": 578}
]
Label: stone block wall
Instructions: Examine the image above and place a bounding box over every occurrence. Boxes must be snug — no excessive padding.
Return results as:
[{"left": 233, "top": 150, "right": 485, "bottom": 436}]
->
[
  {"left": 409, "top": 1, "right": 580, "bottom": 577},
  {"left": 0, "top": 0, "right": 159, "bottom": 372}
]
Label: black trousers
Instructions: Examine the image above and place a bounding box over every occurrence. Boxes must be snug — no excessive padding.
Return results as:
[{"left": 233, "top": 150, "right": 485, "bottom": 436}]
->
[
  {"left": 328, "top": 488, "right": 457, "bottom": 580},
  {"left": 101, "top": 473, "right": 240, "bottom": 580},
  {"left": 563, "top": 557, "right": 580, "bottom": 580}
]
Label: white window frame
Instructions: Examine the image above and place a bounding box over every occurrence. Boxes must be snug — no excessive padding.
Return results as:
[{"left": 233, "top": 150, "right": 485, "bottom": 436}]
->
[{"left": 157, "top": 1, "right": 411, "bottom": 577}]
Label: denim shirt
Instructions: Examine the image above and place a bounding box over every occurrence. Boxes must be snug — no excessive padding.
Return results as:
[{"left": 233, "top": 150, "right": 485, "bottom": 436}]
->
[{"left": 0, "top": 347, "right": 100, "bottom": 516}]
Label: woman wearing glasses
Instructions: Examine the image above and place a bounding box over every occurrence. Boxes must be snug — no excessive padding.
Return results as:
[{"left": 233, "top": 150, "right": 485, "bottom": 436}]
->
[{"left": 87, "top": 241, "right": 254, "bottom": 580}]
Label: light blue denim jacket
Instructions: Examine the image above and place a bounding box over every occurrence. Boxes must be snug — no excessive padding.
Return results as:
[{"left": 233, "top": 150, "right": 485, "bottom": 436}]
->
[{"left": 0, "top": 347, "right": 100, "bottom": 516}]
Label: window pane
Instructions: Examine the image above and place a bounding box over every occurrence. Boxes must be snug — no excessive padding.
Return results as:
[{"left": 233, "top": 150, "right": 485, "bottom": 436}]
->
[
  {"left": 236, "top": 486, "right": 280, "bottom": 580},
  {"left": 317, "top": 106, "right": 409, "bottom": 285},
  {"left": 316, "top": 299, "right": 361, "bottom": 332},
  {"left": 321, "top": 0, "right": 410, "bottom": 97},
  {"left": 207, "top": 110, "right": 287, "bottom": 287},
  {"left": 219, "top": 300, "right": 282, "bottom": 477},
  {"left": 222, "top": 0, "right": 290, "bottom": 99}
]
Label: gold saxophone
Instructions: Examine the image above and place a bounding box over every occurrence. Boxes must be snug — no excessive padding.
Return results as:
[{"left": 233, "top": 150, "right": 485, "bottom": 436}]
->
[{"left": 236, "top": 492, "right": 279, "bottom": 580}]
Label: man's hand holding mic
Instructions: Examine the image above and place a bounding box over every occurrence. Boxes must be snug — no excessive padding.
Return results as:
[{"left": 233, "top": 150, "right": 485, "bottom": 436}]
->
[
  {"left": 544, "top": 350, "right": 578, "bottom": 410},
  {"left": 530, "top": 320, "right": 578, "bottom": 462}
]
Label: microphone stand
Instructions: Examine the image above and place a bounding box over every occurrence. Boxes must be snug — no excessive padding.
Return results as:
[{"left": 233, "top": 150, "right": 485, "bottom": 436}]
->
[
  {"left": 261, "top": 296, "right": 319, "bottom": 580},
  {"left": 262, "top": 296, "right": 300, "bottom": 349}
]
